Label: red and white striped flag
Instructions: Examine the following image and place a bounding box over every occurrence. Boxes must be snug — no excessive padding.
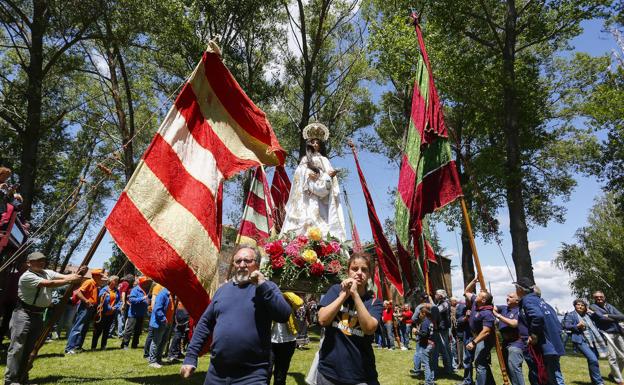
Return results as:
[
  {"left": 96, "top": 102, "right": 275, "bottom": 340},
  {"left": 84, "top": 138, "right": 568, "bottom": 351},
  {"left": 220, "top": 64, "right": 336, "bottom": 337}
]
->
[
  {"left": 236, "top": 166, "right": 274, "bottom": 245},
  {"left": 105, "top": 50, "right": 286, "bottom": 320},
  {"left": 270, "top": 165, "right": 290, "bottom": 233}
]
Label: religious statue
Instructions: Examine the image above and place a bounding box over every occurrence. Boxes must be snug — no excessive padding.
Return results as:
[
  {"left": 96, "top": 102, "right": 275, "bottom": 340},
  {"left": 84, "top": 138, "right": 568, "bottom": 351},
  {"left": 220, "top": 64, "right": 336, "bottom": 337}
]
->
[{"left": 279, "top": 123, "right": 347, "bottom": 241}]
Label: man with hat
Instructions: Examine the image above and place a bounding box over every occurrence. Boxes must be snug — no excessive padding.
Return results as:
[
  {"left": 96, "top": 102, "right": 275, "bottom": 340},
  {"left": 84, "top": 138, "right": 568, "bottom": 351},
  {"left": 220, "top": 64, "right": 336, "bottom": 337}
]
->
[
  {"left": 121, "top": 276, "right": 152, "bottom": 349},
  {"left": 515, "top": 277, "right": 566, "bottom": 385},
  {"left": 4, "top": 252, "right": 83, "bottom": 385},
  {"left": 65, "top": 267, "right": 107, "bottom": 354}
]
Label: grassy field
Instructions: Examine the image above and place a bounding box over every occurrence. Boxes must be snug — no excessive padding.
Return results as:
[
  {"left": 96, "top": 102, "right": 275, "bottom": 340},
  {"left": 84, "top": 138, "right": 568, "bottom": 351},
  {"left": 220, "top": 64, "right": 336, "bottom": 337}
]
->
[{"left": 0, "top": 328, "right": 616, "bottom": 385}]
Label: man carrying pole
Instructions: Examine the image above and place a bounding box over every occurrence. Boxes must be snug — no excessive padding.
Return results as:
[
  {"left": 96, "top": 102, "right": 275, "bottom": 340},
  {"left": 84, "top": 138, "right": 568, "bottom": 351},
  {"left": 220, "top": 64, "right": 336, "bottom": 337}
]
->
[
  {"left": 464, "top": 278, "right": 496, "bottom": 385},
  {"left": 4, "top": 252, "right": 83, "bottom": 385}
]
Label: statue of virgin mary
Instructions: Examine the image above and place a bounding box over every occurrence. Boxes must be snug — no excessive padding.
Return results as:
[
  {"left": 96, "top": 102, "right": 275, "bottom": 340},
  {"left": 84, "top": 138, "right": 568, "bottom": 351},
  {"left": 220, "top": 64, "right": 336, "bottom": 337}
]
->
[{"left": 279, "top": 123, "right": 347, "bottom": 241}]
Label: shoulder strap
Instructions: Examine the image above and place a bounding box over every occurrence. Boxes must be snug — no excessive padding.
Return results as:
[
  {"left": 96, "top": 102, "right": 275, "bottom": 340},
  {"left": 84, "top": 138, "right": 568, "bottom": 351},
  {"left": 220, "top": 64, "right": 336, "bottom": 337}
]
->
[{"left": 31, "top": 270, "right": 48, "bottom": 305}]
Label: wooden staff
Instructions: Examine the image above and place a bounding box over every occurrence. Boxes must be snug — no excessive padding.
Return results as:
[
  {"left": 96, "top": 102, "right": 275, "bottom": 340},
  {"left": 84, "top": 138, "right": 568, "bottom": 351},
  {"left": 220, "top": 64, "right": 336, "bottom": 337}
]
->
[
  {"left": 27, "top": 225, "right": 108, "bottom": 371},
  {"left": 460, "top": 198, "right": 510, "bottom": 385}
]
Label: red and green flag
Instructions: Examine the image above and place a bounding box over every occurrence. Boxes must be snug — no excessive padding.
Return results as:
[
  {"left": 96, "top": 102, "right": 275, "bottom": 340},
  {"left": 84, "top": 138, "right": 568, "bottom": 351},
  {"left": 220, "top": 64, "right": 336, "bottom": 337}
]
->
[{"left": 395, "top": 16, "right": 463, "bottom": 291}]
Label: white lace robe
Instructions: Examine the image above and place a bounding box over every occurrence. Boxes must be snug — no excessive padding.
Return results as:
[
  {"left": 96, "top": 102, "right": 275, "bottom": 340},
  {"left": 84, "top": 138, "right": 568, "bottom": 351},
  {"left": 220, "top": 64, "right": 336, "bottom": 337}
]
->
[{"left": 279, "top": 154, "right": 346, "bottom": 241}]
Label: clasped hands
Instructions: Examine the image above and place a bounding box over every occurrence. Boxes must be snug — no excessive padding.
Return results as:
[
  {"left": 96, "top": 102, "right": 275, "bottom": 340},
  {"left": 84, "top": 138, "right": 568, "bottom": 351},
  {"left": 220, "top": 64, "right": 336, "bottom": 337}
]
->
[{"left": 340, "top": 278, "right": 359, "bottom": 298}]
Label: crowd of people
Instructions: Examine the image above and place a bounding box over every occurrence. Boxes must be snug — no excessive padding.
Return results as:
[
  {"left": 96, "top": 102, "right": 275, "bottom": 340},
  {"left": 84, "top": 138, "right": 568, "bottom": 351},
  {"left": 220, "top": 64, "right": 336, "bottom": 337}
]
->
[{"left": 3, "top": 244, "right": 624, "bottom": 385}]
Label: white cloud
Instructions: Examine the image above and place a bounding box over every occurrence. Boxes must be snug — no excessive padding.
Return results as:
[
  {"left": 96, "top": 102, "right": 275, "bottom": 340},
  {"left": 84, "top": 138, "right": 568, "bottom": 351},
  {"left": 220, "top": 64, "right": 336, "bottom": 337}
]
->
[
  {"left": 450, "top": 259, "right": 574, "bottom": 315},
  {"left": 528, "top": 240, "right": 547, "bottom": 252}
]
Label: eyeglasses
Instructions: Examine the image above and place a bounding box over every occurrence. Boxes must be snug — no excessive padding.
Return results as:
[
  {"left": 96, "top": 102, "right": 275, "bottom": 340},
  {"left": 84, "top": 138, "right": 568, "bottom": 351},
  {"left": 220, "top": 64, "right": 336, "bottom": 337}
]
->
[{"left": 233, "top": 258, "right": 255, "bottom": 265}]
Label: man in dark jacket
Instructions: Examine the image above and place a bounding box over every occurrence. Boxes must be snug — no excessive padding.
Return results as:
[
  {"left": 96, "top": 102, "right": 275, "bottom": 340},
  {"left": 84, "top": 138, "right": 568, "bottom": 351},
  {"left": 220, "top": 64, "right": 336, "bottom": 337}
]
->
[
  {"left": 179, "top": 245, "right": 291, "bottom": 384},
  {"left": 515, "top": 277, "right": 566, "bottom": 385},
  {"left": 434, "top": 289, "right": 455, "bottom": 374},
  {"left": 590, "top": 291, "right": 624, "bottom": 385}
]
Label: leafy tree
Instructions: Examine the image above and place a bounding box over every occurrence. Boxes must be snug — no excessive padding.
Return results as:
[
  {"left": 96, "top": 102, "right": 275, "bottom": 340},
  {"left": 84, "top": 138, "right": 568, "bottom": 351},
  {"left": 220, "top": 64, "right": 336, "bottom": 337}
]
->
[
  {"left": 558, "top": 39, "right": 624, "bottom": 211},
  {"left": 365, "top": 0, "right": 607, "bottom": 285},
  {"left": 0, "top": 0, "right": 101, "bottom": 219},
  {"left": 279, "top": 0, "right": 375, "bottom": 161},
  {"left": 555, "top": 193, "right": 624, "bottom": 308}
]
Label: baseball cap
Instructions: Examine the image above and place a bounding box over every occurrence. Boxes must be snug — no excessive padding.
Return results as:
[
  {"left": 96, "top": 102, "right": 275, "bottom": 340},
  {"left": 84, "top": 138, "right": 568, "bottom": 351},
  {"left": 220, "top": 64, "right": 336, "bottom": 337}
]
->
[
  {"left": 91, "top": 268, "right": 105, "bottom": 277},
  {"left": 513, "top": 277, "right": 534, "bottom": 292},
  {"left": 138, "top": 276, "right": 152, "bottom": 285},
  {"left": 27, "top": 252, "right": 47, "bottom": 261}
]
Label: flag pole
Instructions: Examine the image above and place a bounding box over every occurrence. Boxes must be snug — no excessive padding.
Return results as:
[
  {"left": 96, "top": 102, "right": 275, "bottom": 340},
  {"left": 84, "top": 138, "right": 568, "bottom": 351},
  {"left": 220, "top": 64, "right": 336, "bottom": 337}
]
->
[
  {"left": 459, "top": 197, "right": 510, "bottom": 385},
  {"left": 27, "top": 225, "right": 108, "bottom": 371}
]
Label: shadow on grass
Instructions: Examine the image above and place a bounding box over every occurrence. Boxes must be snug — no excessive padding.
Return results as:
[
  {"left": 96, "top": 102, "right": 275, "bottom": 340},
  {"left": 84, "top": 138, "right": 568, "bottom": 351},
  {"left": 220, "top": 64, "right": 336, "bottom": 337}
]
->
[
  {"left": 34, "top": 375, "right": 103, "bottom": 384},
  {"left": 434, "top": 371, "right": 463, "bottom": 381},
  {"left": 288, "top": 372, "right": 307, "bottom": 385},
  {"left": 570, "top": 381, "right": 593, "bottom": 385},
  {"left": 36, "top": 352, "right": 65, "bottom": 358},
  {"left": 126, "top": 372, "right": 206, "bottom": 385}
]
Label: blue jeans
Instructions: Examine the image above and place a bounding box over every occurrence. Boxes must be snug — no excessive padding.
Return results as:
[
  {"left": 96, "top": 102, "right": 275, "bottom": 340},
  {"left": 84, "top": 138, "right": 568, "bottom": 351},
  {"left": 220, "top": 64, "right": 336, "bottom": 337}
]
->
[
  {"left": 474, "top": 341, "right": 495, "bottom": 385},
  {"left": 399, "top": 323, "right": 411, "bottom": 348},
  {"left": 544, "top": 355, "right": 566, "bottom": 385},
  {"left": 421, "top": 343, "right": 436, "bottom": 385},
  {"left": 414, "top": 343, "right": 424, "bottom": 372},
  {"left": 65, "top": 303, "right": 95, "bottom": 352},
  {"left": 575, "top": 342, "right": 603, "bottom": 385},
  {"left": 148, "top": 323, "right": 170, "bottom": 364},
  {"left": 117, "top": 308, "right": 127, "bottom": 337},
  {"left": 384, "top": 322, "right": 395, "bottom": 348},
  {"left": 433, "top": 328, "right": 454, "bottom": 373},
  {"left": 461, "top": 337, "right": 474, "bottom": 385},
  {"left": 506, "top": 346, "right": 526, "bottom": 385}
]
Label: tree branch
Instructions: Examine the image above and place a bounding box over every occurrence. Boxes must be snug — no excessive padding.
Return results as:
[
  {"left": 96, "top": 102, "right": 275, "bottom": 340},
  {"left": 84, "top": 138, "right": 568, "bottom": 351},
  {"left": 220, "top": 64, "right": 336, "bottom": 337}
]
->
[{"left": 1, "top": 0, "right": 31, "bottom": 27}]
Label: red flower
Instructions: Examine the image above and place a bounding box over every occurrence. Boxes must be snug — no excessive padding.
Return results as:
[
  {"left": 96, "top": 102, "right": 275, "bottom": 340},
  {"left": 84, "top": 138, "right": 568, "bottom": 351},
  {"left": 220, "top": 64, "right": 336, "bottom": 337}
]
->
[
  {"left": 271, "top": 256, "right": 286, "bottom": 270},
  {"left": 329, "top": 241, "right": 341, "bottom": 254},
  {"left": 265, "top": 241, "right": 284, "bottom": 257},
  {"left": 326, "top": 260, "right": 342, "bottom": 274},
  {"left": 296, "top": 234, "right": 309, "bottom": 246},
  {"left": 292, "top": 256, "right": 306, "bottom": 267},
  {"left": 310, "top": 262, "right": 325, "bottom": 276},
  {"left": 319, "top": 242, "right": 334, "bottom": 257}
]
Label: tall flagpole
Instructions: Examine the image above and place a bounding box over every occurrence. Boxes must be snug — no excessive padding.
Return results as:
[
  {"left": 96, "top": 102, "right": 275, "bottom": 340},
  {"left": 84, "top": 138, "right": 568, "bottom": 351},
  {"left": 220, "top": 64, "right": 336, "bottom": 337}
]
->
[{"left": 460, "top": 197, "right": 510, "bottom": 385}]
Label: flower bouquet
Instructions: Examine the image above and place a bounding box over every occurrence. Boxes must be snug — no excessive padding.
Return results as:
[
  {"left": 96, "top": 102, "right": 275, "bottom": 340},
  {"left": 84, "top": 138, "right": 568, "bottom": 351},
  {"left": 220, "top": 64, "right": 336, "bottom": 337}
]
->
[{"left": 261, "top": 227, "right": 349, "bottom": 293}]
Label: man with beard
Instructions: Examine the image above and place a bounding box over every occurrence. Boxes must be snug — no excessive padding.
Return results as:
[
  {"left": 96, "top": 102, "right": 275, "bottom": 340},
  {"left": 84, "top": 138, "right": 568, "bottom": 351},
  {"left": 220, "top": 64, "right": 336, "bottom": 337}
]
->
[{"left": 180, "top": 245, "right": 291, "bottom": 384}]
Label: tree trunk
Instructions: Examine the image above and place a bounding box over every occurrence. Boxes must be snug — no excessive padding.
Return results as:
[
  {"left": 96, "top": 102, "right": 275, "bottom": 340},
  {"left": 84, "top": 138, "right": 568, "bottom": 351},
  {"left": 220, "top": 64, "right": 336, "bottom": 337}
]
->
[
  {"left": 503, "top": 0, "right": 534, "bottom": 284},
  {"left": 19, "top": 0, "right": 49, "bottom": 220},
  {"left": 114, "top": 45, "right": 136, "bottom": 182}
]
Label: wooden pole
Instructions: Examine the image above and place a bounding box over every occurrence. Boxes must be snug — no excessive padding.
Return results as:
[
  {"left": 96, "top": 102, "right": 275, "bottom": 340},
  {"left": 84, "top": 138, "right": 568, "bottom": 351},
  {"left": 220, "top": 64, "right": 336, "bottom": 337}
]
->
[
  {"left": 27, "top": 225, "right": 108, "bottom": 370},
  {"left": 459, "top": 197, "right": 510, "bottom": 385}
]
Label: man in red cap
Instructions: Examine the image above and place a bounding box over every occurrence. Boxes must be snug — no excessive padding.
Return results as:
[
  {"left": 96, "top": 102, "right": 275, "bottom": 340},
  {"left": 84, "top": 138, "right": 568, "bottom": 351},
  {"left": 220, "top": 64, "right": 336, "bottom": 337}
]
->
[
  {"left": 65, "top": 268, "right": 107, "bottom": 354},
  {"left": 121, "top": 276, "right": 152, "bottom": 349}
]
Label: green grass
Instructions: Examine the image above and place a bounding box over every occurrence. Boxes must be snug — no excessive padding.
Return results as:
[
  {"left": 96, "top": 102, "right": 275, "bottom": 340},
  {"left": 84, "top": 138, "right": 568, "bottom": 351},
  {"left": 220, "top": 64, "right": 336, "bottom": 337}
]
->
[{"left": 0, "top": 329, "right": 617, "bottom": 385}]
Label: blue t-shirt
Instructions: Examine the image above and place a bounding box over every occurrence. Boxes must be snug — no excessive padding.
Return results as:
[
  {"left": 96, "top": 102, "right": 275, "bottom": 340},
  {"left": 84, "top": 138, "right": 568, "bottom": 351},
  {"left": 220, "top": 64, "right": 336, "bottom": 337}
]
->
[
  {"left": 318, "top": 284, "right": 383, "bottom": 383},
  {"left": 469, "top": 294, "right": 495, "bottom": 335},
  {"left": 498, "top": 305, "right": 525, "bottom": 349}
]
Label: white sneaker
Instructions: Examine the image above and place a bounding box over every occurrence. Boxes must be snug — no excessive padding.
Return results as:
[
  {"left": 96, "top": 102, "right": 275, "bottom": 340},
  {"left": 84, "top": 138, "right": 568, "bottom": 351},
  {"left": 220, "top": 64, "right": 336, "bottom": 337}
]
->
[
  {"left": 401, "top": 346, "right": 408, "bottom": 350},
  {"left": 65, "top": 350, "right": 76, "bottom": 355},
  {"left": 148, "top": 363, "right": 162, "bottom": 369}
]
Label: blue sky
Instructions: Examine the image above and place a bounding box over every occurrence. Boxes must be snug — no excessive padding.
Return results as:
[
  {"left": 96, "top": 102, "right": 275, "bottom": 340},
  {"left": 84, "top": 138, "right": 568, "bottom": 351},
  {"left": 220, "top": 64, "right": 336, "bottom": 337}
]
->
[{"left": 86, "top": 18, "right": 618, "bottom": 310}]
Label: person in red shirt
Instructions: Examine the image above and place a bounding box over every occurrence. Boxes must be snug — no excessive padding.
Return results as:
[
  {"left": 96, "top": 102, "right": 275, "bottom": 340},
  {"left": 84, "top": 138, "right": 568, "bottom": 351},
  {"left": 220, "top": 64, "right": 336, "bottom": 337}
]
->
[
  {"left": 400, "top": 304, "right": 414, "bottom": 350},
  {"left": 115, "top": 274, "right": 134, "bottom": 338},
  {"left": 382, "top": 301, "right": 396, "bottom": 350}
]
